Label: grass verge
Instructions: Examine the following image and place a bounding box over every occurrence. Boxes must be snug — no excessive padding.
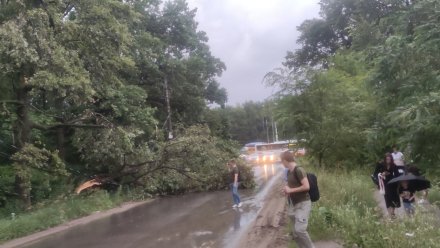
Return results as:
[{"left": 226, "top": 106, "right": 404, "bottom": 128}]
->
[
  {"left": 427, "top": 185, "right": 440, "bottom": 208},
  {"left": 0, "top": 189, "right": 140, "bottom": 243}
]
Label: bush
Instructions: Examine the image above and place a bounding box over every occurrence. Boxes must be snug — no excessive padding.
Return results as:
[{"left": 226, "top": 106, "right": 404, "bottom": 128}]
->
[
  {"left": 427, "top": 185, "right": 440, "bottom": 208},
  {"left": 0, "top": 165, "right": 16, "bottom": 217},
  {"left": 141, "top": 125, "right": 255, "bottom": 195}
]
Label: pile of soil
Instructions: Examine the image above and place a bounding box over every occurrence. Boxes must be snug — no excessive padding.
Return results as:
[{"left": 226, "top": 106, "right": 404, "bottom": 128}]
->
[
  {"left": 236, "top": 180, "right": 342, "bottom": 248},
  {"left": 236, "top": 180, "right": 288, "bottom": 248}
]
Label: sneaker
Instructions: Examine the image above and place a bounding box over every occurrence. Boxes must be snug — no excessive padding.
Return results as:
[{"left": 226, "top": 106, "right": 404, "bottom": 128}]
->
[
  {"left": 232, "top": 204, "right": 238, "bottom": 208},
  {"left": 390, "top": 214, "right": 397, "bottom": 220},
  {"left": 237, "top": 202, "right": 242, "bottom": 208}
]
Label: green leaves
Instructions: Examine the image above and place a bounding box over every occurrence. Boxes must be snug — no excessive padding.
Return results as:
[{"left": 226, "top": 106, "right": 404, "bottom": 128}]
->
[
  {"left": 270, "top": 0, "right": 440, "bottom": 171},
  {"left": 271, "top": 53, "right": 376, "bottom": 166},
  {"left": 0, "top": 18, "right": 39, "bottom": 73},
  {"left": 0, "top": 0, "right": 228, "bottom": 208},
  {"left": 11, "top": 143, "right": 68, "bottom": 206},
  {"left": 139, "top": 125, "right": 253, "bottom": 194},
  {"left": 72, "top": 127, "right": 154, "bottom": 175},
  {"left": 12, "top": 144, "right": 67, "bottom": 176},
  {"left": 128, "top": 0, "right": 225, "bottom": 124}
]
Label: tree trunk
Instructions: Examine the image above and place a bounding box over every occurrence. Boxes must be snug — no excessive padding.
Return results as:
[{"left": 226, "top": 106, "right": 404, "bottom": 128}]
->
[
  {"left": 56, "top": 126, "right": 65, "bottom": 160},
  {"left": 14, "top": 75, "right": 31, "bottom": 149},
  {"left": 13, "top": 73, "right": 32, "bottom": 209},
  {"left": 55, "top": 98, "right": 66, "bottom": 160},
  {"left": 318, "top": 151, "right": 323, "bottom": 167},
  {"left": 14, "top": 175, "right": 31, "bottom": 209}
]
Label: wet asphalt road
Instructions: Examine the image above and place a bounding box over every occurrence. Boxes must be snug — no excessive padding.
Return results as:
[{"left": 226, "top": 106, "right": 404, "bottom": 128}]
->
[{"left": 18, "top": 164, "right": 284, "bottom": 248}]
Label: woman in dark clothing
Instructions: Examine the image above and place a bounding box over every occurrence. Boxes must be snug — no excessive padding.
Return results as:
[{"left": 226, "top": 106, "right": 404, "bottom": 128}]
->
[{"left": 374, "top": 153, "right": 401, "bottom": 217}]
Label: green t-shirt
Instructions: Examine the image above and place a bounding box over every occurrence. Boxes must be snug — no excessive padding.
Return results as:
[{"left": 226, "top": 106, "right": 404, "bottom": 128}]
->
[{"left": 287, "top": 166, "right": 310, "bottom": 204}]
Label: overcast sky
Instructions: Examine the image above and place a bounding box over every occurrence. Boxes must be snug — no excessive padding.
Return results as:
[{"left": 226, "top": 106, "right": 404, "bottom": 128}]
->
[{"left": 186, "top": 0, "right": 321, "bottom": 105}]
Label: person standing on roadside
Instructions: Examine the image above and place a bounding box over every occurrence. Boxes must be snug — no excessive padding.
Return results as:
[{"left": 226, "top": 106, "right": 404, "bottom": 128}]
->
[
  {"left": 228, "top": 160, "right": 242, "bottom": 208},
  {"left": 408, "top": 164, "right": 429, "bottom": 203},
  {"left": 374, "top": 153, "right": 401, "bottom": 218},
  {"left": 399, "top": 180, "right": 415, "bottom": 215},
  {"left": 392, "top": 145, "right": 405, "bottom": 175},
  {"left": 281, "top": 151, "right": 314, "bottom": 248}
]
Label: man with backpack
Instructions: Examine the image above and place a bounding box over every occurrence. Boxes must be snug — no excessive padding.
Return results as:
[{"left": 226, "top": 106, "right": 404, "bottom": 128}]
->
[{"left": 281, "top": 151, "right": 315, "bottom": 248}]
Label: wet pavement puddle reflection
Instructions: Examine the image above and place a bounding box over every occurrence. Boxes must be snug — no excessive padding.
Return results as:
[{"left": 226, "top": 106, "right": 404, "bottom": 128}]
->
[{"left": 18, "top": 164, "right": 284, "bottom": 248}]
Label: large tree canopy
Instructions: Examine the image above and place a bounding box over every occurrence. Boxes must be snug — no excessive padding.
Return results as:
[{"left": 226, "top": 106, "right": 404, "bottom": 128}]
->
[
  {"left": 270, "top": 0, "right": 440, "bottom": 171},
  {"left": 0, "top": 0, "right": 230, "bottom": 209}
]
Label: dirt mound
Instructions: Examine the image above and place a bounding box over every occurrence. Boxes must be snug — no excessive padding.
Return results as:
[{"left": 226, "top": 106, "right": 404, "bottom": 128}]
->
[
  {"left": 236, "top": 180, "right": 343, "bottom": 248},
  {"left": 236, "top": 180, "right": 287, "bottom": 248}
]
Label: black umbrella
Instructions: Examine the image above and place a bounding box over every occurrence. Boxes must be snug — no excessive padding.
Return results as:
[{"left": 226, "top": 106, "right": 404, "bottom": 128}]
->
[{"left": 387, "top": 174, "right": 431, "bottom": 191}]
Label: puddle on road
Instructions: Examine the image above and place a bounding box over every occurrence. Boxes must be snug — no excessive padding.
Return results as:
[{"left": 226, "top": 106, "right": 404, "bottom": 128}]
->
[{"left": 18, "top": 164, "right": 284, "bottom": 248}]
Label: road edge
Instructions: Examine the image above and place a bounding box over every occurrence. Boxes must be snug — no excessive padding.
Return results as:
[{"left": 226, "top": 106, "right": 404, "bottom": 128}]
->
[{"left": 1, "top": 200, "right": 151, "bottom": 248}]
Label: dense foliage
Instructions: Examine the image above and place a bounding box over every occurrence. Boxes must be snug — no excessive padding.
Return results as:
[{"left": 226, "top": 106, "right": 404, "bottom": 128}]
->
[
  {"left": 0, "top": 0, "right": 245, "bottom": 212},
  {"left": 205, "top": 101, "right": 279, "bottom": 144},
  {"left": 266, "top": 0, "right": 440, "bottom": 172}
]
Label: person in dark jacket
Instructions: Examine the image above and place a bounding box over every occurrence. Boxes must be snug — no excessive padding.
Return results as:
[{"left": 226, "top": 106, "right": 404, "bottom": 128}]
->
[{"left": 374, "top": 153, "right": 401, "bottom": 218}]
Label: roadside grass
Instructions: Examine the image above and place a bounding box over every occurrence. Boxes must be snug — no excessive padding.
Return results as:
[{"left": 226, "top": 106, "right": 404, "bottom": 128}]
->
[
  {"left": 427, "top": 185, "right": 440, "bottom": 208},
  {"left": 286, "top": 162, "right": 440, "bottom": 248},
  {"left": 0, "top": 189, "right": 134, "bottom": 243}
]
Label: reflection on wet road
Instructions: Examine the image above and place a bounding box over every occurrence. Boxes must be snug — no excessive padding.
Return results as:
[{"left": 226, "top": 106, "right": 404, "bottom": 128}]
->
[
  {"left": 19, "top": 164, "right": 283, "bottom": 248},
  {"left": 262, "top": 164, "right": 277, "bottom": 182}
]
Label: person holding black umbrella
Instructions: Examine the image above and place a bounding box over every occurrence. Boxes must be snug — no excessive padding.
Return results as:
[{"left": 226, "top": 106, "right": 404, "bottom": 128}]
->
[
  {"left": 374, "top": 153, "right": 401, "bottom": 218},
  {"left": 399, "top": 180, "right": 416, "bottom": 215},
  {"left": 408, "top": 165, "right": 429, "bottom": 203},
  {"left": 388, "top": 173, "right": 431, "bottom": 215}
]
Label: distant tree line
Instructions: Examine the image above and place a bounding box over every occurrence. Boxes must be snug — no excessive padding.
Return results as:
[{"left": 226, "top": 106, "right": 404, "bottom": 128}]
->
[{"left": 205, "top": 101, "right": 282, "bottom": 145}]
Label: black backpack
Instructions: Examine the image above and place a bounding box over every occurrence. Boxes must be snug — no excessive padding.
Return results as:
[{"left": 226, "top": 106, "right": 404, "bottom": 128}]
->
[{"left": 293, "top": 166, "right": 320, "bottom": 202}]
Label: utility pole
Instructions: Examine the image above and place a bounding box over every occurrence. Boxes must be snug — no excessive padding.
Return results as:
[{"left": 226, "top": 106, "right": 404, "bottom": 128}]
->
[
  {"left": 164, "top": 75, "right": 173, "bottom": 140},
  {"left": 265, "top": 117, "right": 269, "bottom": 143},
  {"left": 271, "top": 117, "right": 275, "bottom": 143}
]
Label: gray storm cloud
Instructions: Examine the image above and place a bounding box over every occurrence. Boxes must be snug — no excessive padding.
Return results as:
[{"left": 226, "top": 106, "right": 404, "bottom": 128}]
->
[{"left": 187, "top": 0, "right": 321, "bottom": 105}]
